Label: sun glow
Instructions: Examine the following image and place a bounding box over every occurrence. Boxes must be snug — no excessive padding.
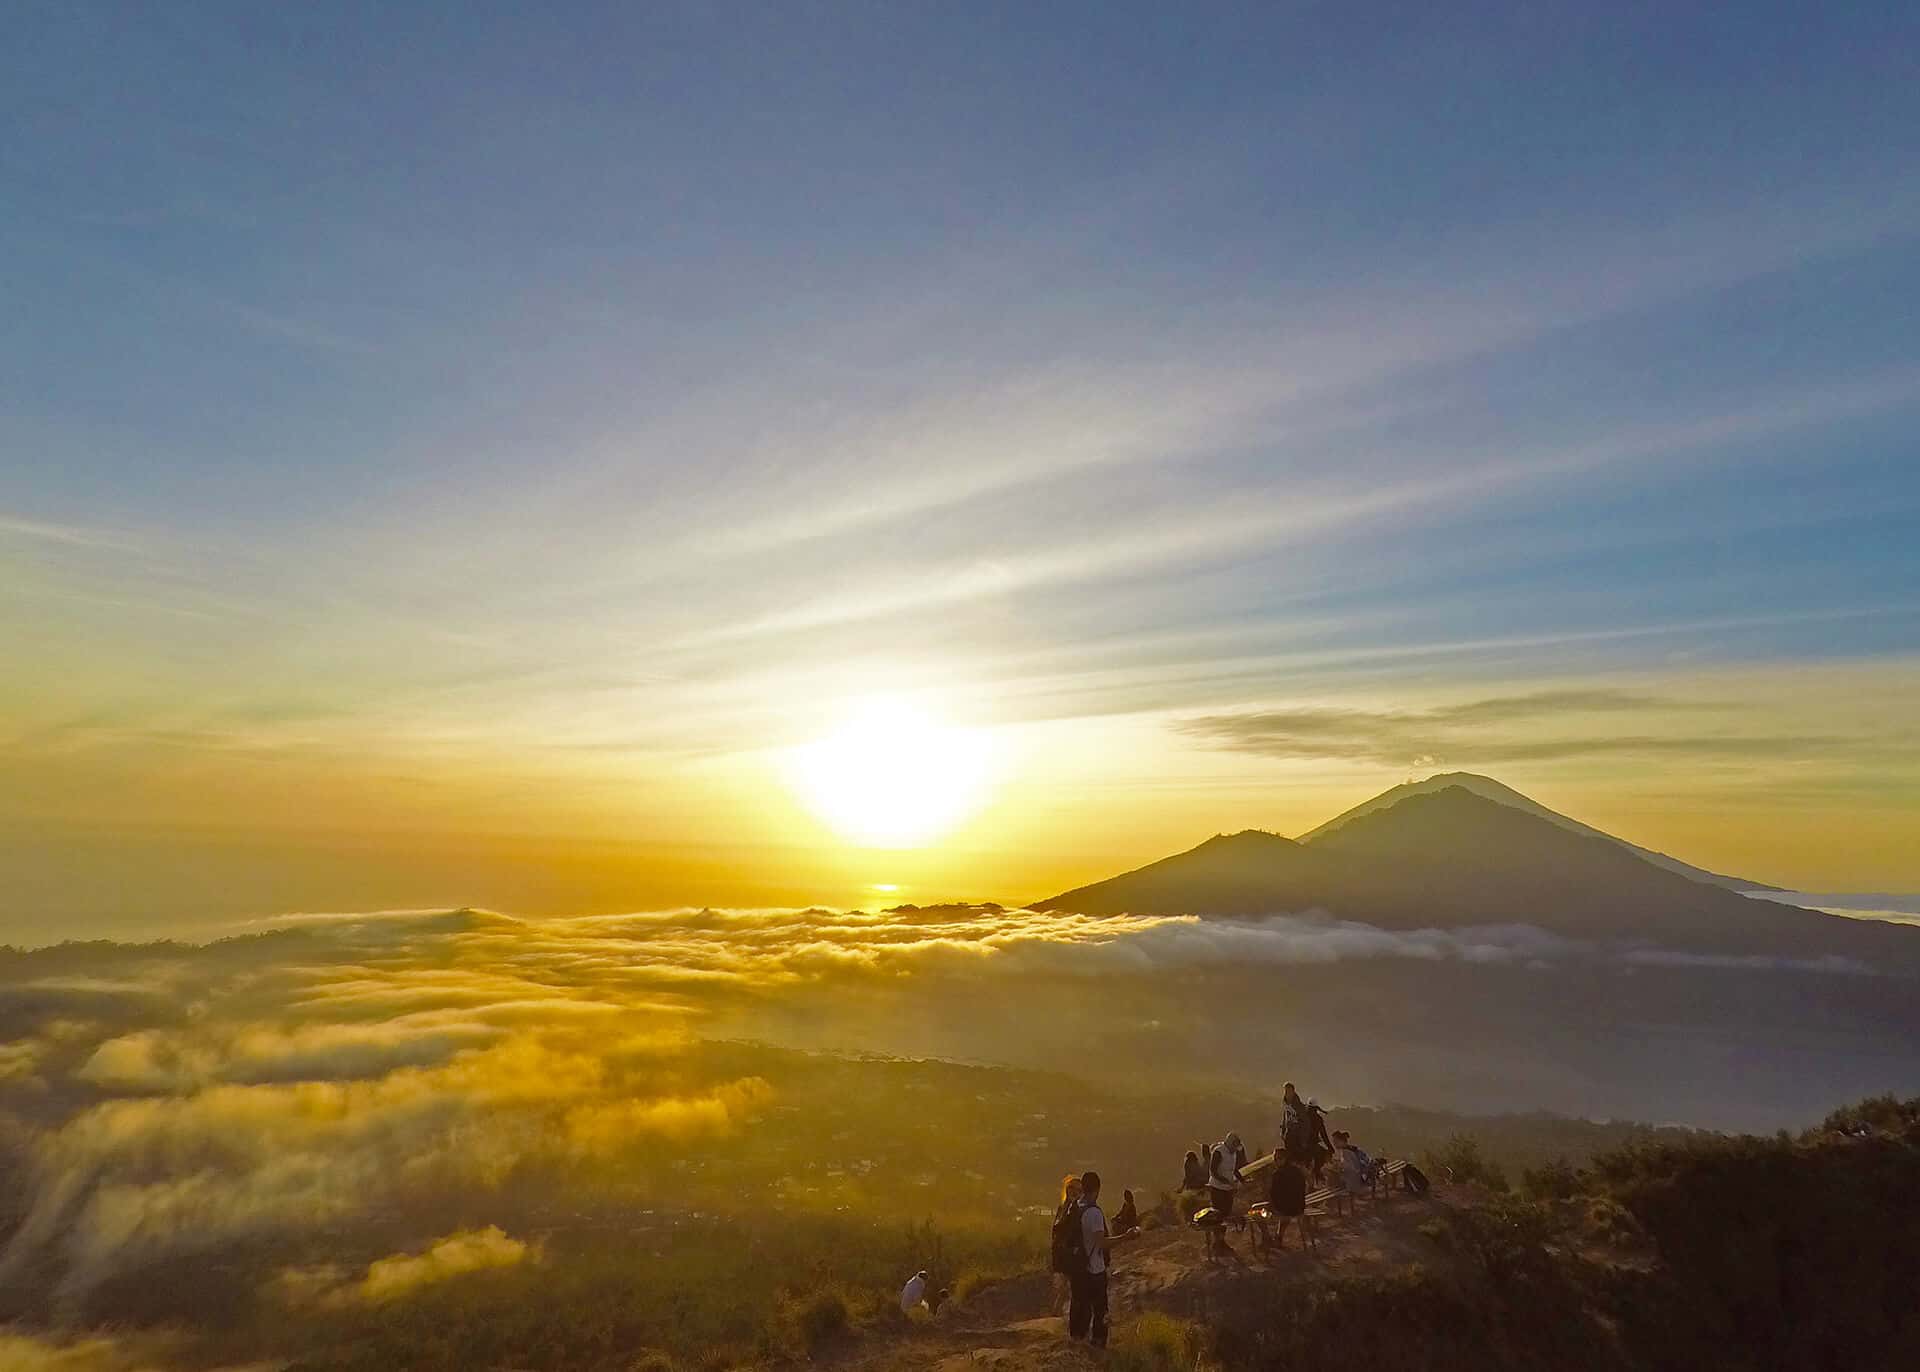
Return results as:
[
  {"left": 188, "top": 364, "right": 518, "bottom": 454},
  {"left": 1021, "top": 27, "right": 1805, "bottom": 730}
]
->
[{"left": 787, "top": 698, "right": 997, "bottom": 848}]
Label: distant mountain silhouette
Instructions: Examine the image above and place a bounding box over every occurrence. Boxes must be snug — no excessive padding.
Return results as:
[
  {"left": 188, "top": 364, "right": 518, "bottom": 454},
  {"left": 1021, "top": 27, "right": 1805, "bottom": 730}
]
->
[
  {"left": 1039, "top": 784, "right": 1911, "bottom": 960},
  {"left": 1300, "top": 771, "right": 1780, "bottom": 891}
]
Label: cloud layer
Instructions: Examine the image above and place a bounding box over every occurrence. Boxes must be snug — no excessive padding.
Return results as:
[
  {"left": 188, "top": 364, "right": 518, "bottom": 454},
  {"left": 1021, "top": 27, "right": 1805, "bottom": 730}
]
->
[{"left": 3, "top": 899, "right": 1893, "bottom": 1312}]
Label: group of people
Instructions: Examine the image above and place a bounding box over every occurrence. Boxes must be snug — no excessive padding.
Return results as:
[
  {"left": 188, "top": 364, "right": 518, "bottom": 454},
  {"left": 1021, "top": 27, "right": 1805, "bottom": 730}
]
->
[
  {"left": 1026, "top": 1084, "right": 1390, "bottom": 1347},
  {"left": 1047, "top": 1169, "right": 1140, "bottom": 1348},
  {"left": 1180, "top": 1081, "right": 1383, "bottom": 1257}
]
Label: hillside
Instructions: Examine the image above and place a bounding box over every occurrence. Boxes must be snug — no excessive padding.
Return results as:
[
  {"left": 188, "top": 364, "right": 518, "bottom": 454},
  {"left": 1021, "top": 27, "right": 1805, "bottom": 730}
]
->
[
  {"left": 832, "top": 1097, "right": 1920, "bottom": 1371},
  {"left": 835, "top": 1176, "right": 1491, "bottom": 1371},
  {"left": 1041, "top": 784, "right": 1907, "bottom": 959},
  {"left": 1299, "top": 771, "right": 1779, "bottom": 891},
  {"left": 1306, "top": 788, "right": 1832, "bottom": 947}
]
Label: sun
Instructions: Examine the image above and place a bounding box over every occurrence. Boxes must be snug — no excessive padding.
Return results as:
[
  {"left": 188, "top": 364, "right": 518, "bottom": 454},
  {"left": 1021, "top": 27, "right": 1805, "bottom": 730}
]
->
[{"left": 786, "top": 697, "right": 996, "bottom": 848}]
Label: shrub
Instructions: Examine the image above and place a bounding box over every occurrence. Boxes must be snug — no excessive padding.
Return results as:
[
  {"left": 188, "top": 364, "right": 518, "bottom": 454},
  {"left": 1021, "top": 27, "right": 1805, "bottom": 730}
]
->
[
  {"left": 1589, "top": 1127, "right": 1920, "bottom": 1369},
  {"left": 1109, "top": 1311, "right": 1207, "bottom": 1371},
  {"left": 1577, "top": 1195, "right": 1642, "bottom": 1249},
  {"left": 948, "top": 1268, "right": 995, "bottom": 1306},
  {"left": 1521, "top": 1156, "right": 1581, "bottom": 1201},
  {"left": 770, "top": 1288, "right": 849, "bottom": 1356},
  {"left": 1820, "top": 1093, "right": 1920, "bottom": 1142},
  {"left": 1219, "top": 1262, "right": 1616, "bottom": 1372},
  {"left": 1423, "top": 1133, "right": 1509, "bottom": 1191}
]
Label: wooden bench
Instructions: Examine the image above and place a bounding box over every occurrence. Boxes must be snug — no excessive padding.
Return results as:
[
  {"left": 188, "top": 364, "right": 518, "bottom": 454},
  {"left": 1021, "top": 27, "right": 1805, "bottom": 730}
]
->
[
  {"left": 1320, "top": 1157, "right": 1419, "bottom": 1210},
  {"left": 1188, "top": 1203, "right": 1249, "bottom": 1261},
  {"left": 1215, "top": 1150, "right": 1422, "bottom": 1255},
  {"left": 1246, "top": 1195, "right": 1327, "bottom": 1253}
]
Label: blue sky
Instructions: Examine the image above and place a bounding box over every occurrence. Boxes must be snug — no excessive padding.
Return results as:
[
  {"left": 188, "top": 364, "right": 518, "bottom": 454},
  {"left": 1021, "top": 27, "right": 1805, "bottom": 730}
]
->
[{"left": 4, "top": 2, "right": 1919, "bottom": 930}]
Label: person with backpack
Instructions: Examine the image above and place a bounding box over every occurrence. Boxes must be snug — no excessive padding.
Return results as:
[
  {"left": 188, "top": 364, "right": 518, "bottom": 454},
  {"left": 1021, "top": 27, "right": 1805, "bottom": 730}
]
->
[
  {"left": 1280, "top": 1083, "right": 1309, "bottom": 1162},
  {"left": 1067, "top": 1170, "right": 1136, "bottom": 1347},
  {"left": 1205, "top": 1132, "right": 1244, "bottom": 1257},
  {"left": 1048, "top": 1174, "right": 1083, "bottom": 1315},
  {"left": 1334, "top": 1130, "right": 1378, "bottom": 1196}
]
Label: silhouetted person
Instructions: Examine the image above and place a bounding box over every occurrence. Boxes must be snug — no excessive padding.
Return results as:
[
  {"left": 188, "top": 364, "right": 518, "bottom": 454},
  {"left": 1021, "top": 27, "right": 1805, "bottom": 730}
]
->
[
  {"left": 1113, "top": 1188, "right": 1138, "bottom": 1236},
  {"left": 1306, "top": 1097, "right": 1334, "bottom": 1180},
  {"left": 1281, "top": 1082, "right": 1312, "bottom": 1162},
  {"left": 1266, "top": 1156, "right": 1316, "bottom": 1251}
]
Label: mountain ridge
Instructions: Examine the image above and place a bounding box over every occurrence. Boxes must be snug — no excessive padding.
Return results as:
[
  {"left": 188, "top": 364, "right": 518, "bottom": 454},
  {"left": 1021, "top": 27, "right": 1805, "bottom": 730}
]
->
[
  {"left": 1299, "top": 770, "right": 1780, "bottom": 891},
  {"left": 1037, "top": 779, "right": 1913, "bottom": 960}
]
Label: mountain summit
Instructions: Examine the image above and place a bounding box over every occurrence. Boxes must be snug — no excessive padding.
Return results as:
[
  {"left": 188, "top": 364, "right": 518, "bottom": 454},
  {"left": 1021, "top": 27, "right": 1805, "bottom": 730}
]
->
[{"left": 1300, "top": 771, "right": 1778, "bottom": 891}]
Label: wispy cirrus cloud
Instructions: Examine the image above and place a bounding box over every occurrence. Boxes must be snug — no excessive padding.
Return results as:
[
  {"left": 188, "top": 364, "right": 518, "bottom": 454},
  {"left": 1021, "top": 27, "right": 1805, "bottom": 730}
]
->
[{"left": 1175, "top": 688, "right": 1864, "bottom": 769}]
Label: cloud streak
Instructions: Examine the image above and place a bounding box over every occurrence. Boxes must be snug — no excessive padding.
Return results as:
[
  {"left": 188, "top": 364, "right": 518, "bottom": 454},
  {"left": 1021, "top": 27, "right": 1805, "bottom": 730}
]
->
[{"left": 1176, "top": 689, "right": 1861, "bottom": 769}]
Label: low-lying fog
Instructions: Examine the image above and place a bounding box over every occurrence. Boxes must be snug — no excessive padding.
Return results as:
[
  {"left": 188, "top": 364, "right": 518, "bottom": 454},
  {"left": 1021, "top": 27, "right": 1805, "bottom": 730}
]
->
[{"left": 5, "top": 901, "right": 1917, "bottom": 1317}]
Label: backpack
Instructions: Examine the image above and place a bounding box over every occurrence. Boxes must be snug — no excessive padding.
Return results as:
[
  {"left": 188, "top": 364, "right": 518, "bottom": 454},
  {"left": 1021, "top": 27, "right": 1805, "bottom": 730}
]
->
[
  {"left": 1283, "top": 1114, "right": 1310, "bottom": 1158},
  {"left": 1403, "top": 1164, "right": 1431, "bottom": 1196},
  {"left": 1051, "top": 1199, "right": 1087, "bottom": 1274}
]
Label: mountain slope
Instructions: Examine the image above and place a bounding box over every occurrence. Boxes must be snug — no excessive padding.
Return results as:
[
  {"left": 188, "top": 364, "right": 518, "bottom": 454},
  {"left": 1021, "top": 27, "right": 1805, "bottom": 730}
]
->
[
  {"left": 1040, "top": 786, "right": 1902, "bottom": 957},
  {"left": 1037, "top": 827, "right": 1358, "bottom": 920},
  {"left": 1300, "top": 771, "right": 1780, "bottom": 891}
]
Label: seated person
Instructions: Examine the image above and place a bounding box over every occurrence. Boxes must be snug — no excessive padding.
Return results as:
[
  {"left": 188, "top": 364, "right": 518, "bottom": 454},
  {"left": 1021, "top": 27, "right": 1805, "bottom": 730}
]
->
[
  {"left": 1333, "top": 1131, "right": 1377, "bottom": 1192},
  {"left": 1112, "top": 1188, "right": 1139, "bottom": 1236},
  {"left": 1182, "top": 1149, "right": 1208, "bottom": 1192},
  {"left": 1262, "top": 1155, "right": 1316, "bottom": 1251}
]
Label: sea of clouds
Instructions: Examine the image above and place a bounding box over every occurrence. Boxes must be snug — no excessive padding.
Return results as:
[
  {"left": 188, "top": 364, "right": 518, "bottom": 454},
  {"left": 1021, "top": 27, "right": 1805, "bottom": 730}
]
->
[{"left": 0, "top": 902, "right": 1883, "bottom": 1311}]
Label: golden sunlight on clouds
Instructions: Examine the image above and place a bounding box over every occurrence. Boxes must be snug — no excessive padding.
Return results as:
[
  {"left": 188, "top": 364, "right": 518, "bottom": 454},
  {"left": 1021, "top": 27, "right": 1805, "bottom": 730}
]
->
[{"left": 783, "top": 696, "right": 1000, "bottom": 847}]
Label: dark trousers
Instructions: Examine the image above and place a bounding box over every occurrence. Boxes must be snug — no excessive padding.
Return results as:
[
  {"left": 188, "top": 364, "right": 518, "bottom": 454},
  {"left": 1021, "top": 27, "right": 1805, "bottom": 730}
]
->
[{"left": 1068, "top": 1269, "right": 1108, "bottom": 1345}]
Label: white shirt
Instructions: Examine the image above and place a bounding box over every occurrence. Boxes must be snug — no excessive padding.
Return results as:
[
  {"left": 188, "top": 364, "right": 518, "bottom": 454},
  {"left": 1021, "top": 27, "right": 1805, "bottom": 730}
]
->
[
  {"left": 1080, "top": 1202, "right": 1108, "bottom": 1275},
  {"left": 899, "top": 1272, "right": 927, "bottom": 1314},
  {"left": 1210, "top": 1143, "right": 1239, "bottom": 1190}
]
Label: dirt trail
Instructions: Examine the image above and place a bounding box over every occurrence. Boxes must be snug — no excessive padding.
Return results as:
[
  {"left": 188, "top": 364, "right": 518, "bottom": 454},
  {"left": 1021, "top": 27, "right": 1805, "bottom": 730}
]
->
[{"left": 834, "top": 1182, "right": 1477, "bottom": 1369}]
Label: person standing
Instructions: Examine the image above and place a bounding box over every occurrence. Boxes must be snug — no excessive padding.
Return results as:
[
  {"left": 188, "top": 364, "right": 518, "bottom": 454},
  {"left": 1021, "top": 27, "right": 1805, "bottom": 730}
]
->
[
  {"left": 1048, "top": 1174, "right": 1083, "bottom": 1316},
  {"left": 1266, "top": 1156, "right": 1316, "bottom": 1252},
  {"left": 1306, "top": 1098, "right": 1335, "bottom": 1181},
  {"left": 1069, "top": 1170, "right": 1136, "bottom": 1347},
  {"left": 1206, "top": 1132, "right": 1243, "bottom": 1257},
  {"left": 1280, "top": 1083, "right": 1308, "bottom": 1161}
]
